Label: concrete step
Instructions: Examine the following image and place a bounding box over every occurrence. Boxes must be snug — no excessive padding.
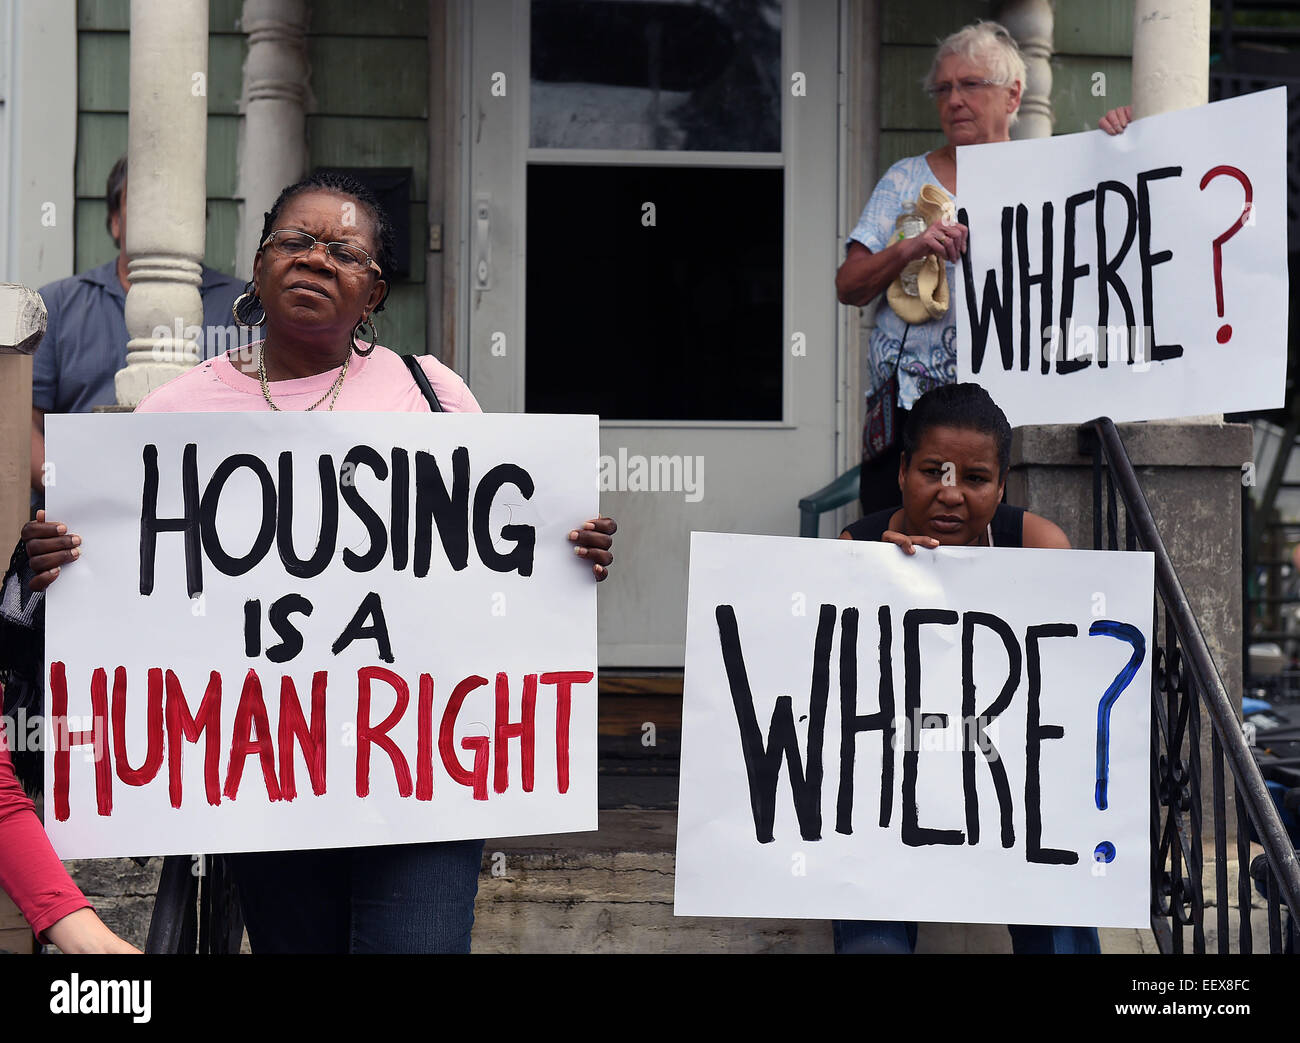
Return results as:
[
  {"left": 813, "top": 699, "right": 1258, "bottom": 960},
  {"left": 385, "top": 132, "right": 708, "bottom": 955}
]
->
[
  {"left": 473, "top": 809, "right": 828, "bottom": 953},
  {"left": 471, "top": 808, "right": 1160, "bottom": 954}
]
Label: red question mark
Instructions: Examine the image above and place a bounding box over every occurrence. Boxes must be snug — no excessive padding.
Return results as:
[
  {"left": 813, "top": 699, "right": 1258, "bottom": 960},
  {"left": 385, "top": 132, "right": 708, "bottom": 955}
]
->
[{"left": 1198, "top": 165, "right": 1253, "bottom": 344}]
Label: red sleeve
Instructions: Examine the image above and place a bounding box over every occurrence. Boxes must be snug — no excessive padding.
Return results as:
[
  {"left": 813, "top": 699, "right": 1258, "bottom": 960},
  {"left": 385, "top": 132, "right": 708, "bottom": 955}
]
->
[{"left": 0, "top": 723, "right": 92, "bottom": 942}]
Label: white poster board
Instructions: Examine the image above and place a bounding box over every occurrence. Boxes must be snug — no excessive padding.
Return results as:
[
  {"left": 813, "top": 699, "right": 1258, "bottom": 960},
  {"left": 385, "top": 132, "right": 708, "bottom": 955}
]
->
[
  {"left": 956, "top": 87, "right": 1287, "bottom": 426},
  {"left": 43, "top": 412, "right": 599, "bottom": 859},
  {"left": 675, "top": 532, "right": 1154, "bottom": 928}
]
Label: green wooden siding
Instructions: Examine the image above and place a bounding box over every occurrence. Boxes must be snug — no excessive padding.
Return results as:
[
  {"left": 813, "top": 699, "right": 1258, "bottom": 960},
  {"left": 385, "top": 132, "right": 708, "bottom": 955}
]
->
[
  {"left": 1055, "top": 3, "right": 1134, "bottom": 57},
  {"left": 308, "top": 37, "right": 428, "bottom": 117},
  {"left": 310, "top": 0, "right": 428, "bottom": 37},
  {"left": 374, "top": 282, "right": 428, "bottom": 358},
  {"left": 74, "top": 0, "right": 249, "bottom": 275},
  {"left": 877, "top": 0, "right": 1135, "bottom": 175},
  {"left": 74, "top": 112, "right": 127, "bottom": 198},
  {"left": 1053, "top": 56, "right": 1133, "bottom": 134},
  {"left": 305, "top": 12, "right": 430, "bottom": 355},
  {"left": 882, "top": 0, "right": 992, "bottom": 44},
  {"left": 307, "top": 117, "right": 431, "bottom": 201},
  {"left": 77, "top": 0, "right": 245, "bottom": 32},
  {"left": 76, "top": 32, "right": 129, "bottom": 112},
  {"left": 1053, "top": 1, "right": 1134, "bottom": 136},
  {"left": 72, "top": 0, "right": 431, "bottom": 353},
  {"left": 881, "top": 45, "right": 946, "bottom": 131}
]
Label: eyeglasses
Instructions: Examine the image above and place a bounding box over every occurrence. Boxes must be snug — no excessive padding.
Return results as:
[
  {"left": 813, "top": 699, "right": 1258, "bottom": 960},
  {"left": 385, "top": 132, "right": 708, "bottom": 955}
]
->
[
  {"left": 262, "top": 230, "right": 382, "bottom": 275},
  {"left": 926, "top": 78, "right": 997, "bottom": 101}
]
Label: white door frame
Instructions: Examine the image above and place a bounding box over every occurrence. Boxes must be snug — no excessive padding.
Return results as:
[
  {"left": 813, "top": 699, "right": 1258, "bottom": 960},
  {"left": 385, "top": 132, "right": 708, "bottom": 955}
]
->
[
  {"left": 460, "top": 0, "right": 847, "bottom": 667},
  {"left": 1, "top": 0, "right": 76, "bottom": 286}
]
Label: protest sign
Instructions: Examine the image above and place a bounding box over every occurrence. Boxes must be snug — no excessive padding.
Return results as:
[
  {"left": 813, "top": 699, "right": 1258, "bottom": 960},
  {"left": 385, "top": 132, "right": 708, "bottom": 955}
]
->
[
  {"left": 956, "top": 87, "right": 1287, "bottom": 426},
  {"left": 675, "top": 532, "right": 1153, "bottom": 927},
  {"left": 42, "top": 412, "right": 598, "bottom": 859}
]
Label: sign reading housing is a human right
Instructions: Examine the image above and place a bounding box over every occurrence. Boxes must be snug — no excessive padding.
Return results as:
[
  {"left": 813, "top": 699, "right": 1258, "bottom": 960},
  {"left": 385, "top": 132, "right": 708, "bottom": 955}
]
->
[
  {"left": 956, "top": 87, "right": 1287, "bottom": 426},
  {"left": 43, "top": 411, "right": 599, "bottom": 859}
]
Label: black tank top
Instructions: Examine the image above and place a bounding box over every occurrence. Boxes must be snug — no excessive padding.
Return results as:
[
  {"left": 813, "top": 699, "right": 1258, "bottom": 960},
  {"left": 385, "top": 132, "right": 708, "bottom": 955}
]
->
[{"left": 842, "top": 503, "right": 1026, "bottom": 547}]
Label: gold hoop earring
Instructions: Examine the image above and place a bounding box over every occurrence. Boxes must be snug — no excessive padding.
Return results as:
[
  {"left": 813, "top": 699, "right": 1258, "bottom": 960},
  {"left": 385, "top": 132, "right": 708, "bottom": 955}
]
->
[
  {"left": 232, "top": 290, "right": 265, "bottom": 328},
  {"left": 353, "top": 315, "right": 378, "bottom": 357}
]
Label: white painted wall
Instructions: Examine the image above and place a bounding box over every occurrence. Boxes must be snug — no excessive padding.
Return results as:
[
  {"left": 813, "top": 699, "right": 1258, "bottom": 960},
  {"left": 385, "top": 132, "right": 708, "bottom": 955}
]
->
[{"left": 0, "top": 0, "right": 76, "bottom": 287}]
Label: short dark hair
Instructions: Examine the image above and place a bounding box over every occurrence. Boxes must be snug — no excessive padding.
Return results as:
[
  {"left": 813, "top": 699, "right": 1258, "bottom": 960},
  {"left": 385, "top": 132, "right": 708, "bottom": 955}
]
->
[
  {"left": 249, "top": 171, "right": 396, "bottom": 313},
  {"left": 900, "top": 383, "right": 1013, "bottom": 476},
  {"left": 105, "top": 155, "right": 128, "bottom": 245}
]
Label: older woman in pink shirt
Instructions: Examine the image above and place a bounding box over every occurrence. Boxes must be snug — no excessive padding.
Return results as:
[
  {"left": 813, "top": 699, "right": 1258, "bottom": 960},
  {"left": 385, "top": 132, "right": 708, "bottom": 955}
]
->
[{"left": 18, "top": 171, "right": 615, "bottom": 953}]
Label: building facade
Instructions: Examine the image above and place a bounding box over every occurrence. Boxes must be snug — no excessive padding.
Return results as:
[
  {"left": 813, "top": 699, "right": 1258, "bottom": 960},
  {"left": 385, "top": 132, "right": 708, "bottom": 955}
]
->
[{"left": 3, "top": 0, "right": 1135, "bottom": 667}]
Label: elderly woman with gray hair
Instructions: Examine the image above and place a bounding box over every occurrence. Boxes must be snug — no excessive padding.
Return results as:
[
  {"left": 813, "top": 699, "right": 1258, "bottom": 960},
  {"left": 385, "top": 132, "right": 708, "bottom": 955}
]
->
[{"left": 836, "top": 20, "right": 1024, "bottom": 516}]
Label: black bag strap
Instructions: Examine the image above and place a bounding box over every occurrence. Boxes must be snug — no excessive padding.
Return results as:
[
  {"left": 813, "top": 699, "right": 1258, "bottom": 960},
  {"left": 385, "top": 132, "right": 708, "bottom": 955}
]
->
[
  {"left": 892, "top": 323, "right": 910, "bottom": 379},
  {"left": 402, "top": 353, "right": 443, "bottom": 412},
  {"left": 1, "top": 540, "right": 45, "bottom": 793}
]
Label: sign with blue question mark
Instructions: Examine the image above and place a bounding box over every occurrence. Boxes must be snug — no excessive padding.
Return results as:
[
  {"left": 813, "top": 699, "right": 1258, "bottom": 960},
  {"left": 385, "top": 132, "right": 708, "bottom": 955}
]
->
[{"left": 676, "top": 534, "right": 1155, "bottom": 928}]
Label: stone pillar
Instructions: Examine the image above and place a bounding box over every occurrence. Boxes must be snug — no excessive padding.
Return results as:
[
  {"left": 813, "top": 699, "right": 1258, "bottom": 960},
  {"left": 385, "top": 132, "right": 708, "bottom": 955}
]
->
[
  {"left": 1131, "top": 7, "right": 1220, "bottom": 429},
  {"left": 997, "top": 0, "right": 1053, "bottom": 140},
  {"left": 236, "top": 0, "right": 310, "bottom": 282},
  {"left": 1132, "top": 0, "right": 1210, "bottom": 120},
  {"left": 116, "top": 0, "right": 210, "bottom": 408}
]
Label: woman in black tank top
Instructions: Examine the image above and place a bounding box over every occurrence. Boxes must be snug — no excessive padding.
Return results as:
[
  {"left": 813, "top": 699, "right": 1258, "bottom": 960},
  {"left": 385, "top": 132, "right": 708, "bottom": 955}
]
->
[
  {"left": 832, "top": 384, "right": 1087, "bottom": 955},
  {"left": 839, "top": 385, "right": 1065, "bottom": 554}
]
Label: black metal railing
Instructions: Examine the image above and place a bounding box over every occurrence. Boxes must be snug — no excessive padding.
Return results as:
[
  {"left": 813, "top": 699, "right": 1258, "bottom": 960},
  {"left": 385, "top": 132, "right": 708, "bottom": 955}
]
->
[{"left": 1084, "top": 417, "right": 1300, "bottom": 953}]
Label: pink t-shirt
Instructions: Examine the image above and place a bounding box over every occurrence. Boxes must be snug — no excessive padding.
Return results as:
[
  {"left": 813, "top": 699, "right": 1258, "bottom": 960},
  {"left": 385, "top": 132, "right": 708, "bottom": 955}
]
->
[{"left": 136, "top": 343, "right": 481, "bottom": 414}]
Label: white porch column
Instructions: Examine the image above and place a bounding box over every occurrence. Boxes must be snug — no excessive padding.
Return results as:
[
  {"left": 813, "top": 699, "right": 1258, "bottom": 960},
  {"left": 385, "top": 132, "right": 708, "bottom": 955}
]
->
[
  {"left": 236, "top": 0, "right": 310, "bottom": 282},
  {"left": 1132, "top": 0, "right": 1214, "bottom": 421},
  {"left": 997, "top": 0, "right": 1053, "bottom": 139},
  {"left": 1132, "top": 0, "right": 1210, "bottom": 119},
  {"left": 117, "top": 0, "right": 210, "bottom": 408}
]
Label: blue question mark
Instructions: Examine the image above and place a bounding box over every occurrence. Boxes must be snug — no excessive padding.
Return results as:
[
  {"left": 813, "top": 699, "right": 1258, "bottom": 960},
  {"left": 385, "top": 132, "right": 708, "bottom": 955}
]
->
[{"left": 1089, "top": 620, "right": 1146, "bottom": 864}]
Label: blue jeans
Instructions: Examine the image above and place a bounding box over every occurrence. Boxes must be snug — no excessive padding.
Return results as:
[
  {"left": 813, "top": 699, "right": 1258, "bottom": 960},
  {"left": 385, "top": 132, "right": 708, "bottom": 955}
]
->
[
  {"left": 832, "top": 919, "right": 1100, "bottom": 954},
  {"left": 229, "top": 839, "right": 485, "bottom": 953}
]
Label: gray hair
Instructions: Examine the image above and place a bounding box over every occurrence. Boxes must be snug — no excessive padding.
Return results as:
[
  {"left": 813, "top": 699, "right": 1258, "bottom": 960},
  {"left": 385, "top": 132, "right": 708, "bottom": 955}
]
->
[{"left": 925, "top": 20, "right": 1026, "bottom": 123}]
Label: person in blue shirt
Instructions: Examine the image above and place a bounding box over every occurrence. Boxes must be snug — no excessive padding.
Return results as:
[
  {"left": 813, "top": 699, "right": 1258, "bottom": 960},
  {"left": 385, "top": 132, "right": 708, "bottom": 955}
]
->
[{"left": 29, "top": 156, "right": 248, "bottom": 497}]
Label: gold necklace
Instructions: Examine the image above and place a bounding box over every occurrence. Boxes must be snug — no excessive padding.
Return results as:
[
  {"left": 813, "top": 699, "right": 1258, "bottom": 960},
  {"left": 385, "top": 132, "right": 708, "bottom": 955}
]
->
[{"left": 259, "top": 345, "right": 351, "bottom": 411}]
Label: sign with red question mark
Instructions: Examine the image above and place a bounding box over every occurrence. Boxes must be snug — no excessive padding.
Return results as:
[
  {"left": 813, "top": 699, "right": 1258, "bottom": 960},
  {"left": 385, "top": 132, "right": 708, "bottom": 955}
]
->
[
  {"left": 956, "top": 87, "right": 1287, "bottom": 427},
  {"left": 1198, "top": 165, "right": 1253, "bottom": 345}
]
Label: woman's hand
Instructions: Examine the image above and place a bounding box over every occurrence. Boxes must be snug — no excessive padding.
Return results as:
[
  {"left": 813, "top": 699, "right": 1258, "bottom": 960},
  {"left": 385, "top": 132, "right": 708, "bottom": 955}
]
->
[
  {"left": 569, "top": 515, "right": 616, "bottom": 580},
  {"left": 1098, "top": 105, "right": 1133, "bottom": 135},
  {"left": 882, "top": 529, "right": 940, "bottom": 556},
  {"left": 21, "top": 510, "right": 80, "bottom": 592},
  {"left": 44, "top": 907, "right": 141, "bottom": 954},
  {"left": 836, "top": 218, "right": 968, "bottom": 307},
  {"left": 910, "top": 217, "right": 968, "bottom": 264}
]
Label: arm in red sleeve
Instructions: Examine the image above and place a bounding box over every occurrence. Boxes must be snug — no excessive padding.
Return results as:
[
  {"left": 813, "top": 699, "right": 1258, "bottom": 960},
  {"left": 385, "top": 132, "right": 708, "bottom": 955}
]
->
[{"left": 0, "top": 727, "right": 92, "bottom": 942}]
